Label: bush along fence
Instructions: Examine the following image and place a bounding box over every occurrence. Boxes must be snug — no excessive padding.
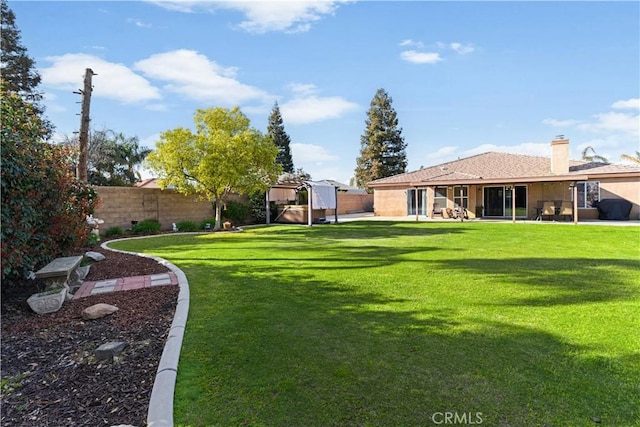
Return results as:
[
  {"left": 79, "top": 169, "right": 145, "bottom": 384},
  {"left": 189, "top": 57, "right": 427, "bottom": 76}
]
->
[{"left": 93, "top": 186, "right": 373, "bottom": 234}]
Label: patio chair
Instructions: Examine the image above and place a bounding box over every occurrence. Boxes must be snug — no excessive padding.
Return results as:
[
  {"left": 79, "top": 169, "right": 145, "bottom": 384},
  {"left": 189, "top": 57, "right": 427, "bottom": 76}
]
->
[
  {"left": 559, "top": 201, "right": 573, "bottom": 221},
  {"left": 542, "top": 201, "right": 556, "bottom": 221},
  {"left": 432, "top": 203, "right": 443, "bottom": 218}
]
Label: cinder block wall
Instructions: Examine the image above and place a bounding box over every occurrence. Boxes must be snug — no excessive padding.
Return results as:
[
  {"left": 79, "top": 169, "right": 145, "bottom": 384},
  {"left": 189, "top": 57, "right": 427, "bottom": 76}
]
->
[
  {"left": 93, "top": 186, "right": 217, "bottom": 232},
  {"left": 94, "top": 187, "right": 374, "bottom": 233},
  {"left": 326, "top": 193, "right": 374, "bottom": 215}
]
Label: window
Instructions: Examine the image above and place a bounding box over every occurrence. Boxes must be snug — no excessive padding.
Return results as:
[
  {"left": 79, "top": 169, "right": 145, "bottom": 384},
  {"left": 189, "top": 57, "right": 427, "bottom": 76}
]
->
[
  {"left": 434, "top": 186, "right": 447, "bottom": 208},
  {"left": 453, "top": 186, "right": 469, "bottom": 209},
  {"left": 576, "top": 181, "right": 600, "bottom": 208}
]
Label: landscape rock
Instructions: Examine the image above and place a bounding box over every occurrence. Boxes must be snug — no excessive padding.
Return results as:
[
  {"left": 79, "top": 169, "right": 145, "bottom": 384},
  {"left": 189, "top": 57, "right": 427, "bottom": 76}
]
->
[
  {"left": 82, "top": 303, "right": 119, "bottom": 320},
  {"left": 85, "top": 251, "right": 106, "bottom": 262},
  {"left": 77, "top": 265, "right": 91, "bottom": 280},
  {"left": 96, "top": 341, "right": 127, "bottom": 361}
]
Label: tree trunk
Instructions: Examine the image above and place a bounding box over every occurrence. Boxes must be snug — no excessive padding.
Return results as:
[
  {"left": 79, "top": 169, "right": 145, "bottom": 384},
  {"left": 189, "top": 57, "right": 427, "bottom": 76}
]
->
[{"left": 213, "top": 199, "right": 223, "bottom": 231}]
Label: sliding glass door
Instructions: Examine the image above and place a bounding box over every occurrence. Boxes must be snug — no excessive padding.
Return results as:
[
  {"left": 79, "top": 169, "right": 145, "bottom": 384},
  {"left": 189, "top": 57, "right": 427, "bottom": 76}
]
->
[
  {"left": 407, "top": 189, "right": 427, "bottom": 216},
  {"left": 483, "top": 186, "right": 527, "bottom": 217}
]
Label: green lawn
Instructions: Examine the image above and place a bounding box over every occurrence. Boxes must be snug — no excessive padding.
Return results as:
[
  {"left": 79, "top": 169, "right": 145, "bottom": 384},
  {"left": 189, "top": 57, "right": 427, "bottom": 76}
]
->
[{"left": 109, "top": 222, "right": 640, "bottom": 426}]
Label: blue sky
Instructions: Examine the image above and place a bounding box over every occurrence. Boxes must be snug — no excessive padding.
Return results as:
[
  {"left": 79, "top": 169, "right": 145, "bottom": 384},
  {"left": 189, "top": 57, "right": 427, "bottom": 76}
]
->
[{"left": 12, "top": 1, "right": 640, "bottom": 184}]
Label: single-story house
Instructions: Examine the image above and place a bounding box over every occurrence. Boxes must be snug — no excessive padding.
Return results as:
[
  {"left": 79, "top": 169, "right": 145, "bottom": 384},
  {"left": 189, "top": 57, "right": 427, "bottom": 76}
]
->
[{"left": 368, "top": 138, "right": 640, "bottom": 222}]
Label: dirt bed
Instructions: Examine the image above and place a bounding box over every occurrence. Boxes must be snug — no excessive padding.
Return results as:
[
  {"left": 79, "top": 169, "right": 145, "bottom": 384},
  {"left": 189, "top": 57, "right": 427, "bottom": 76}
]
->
[{"left": 1, "top": 245, "right": 176, "bottom": 426}]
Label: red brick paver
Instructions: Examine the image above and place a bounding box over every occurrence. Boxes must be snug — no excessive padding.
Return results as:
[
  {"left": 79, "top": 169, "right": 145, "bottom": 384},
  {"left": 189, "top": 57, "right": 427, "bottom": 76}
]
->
[{"left": 73, "top": 272, "right": 178, "bottom": 300}]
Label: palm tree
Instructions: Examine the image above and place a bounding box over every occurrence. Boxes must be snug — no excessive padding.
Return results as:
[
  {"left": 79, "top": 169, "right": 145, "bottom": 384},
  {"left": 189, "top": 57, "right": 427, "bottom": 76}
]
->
[
  {"left": 620, "top": 151, "right": 640, "bottom": 164},
  {"left": 581, "top": 146, "right": 608, "bottom": 163}
]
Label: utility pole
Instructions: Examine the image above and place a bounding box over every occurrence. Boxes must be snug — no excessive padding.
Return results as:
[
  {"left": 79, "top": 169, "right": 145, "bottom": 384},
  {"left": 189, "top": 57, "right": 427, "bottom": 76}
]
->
[{"left": 76, "top": 68, "right": 96, "bottom": 182}]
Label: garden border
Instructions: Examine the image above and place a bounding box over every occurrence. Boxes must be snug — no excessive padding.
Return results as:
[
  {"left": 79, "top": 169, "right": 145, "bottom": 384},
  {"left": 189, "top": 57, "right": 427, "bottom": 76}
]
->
[{"left": 101, "top": 235, "right": 193, "bottom": 427}]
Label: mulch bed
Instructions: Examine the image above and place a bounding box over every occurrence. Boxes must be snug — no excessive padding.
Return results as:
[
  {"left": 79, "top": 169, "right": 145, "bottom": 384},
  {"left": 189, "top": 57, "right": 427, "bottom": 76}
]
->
[{"left": 1, "top": 244, "right": 177, "bottom": 426}]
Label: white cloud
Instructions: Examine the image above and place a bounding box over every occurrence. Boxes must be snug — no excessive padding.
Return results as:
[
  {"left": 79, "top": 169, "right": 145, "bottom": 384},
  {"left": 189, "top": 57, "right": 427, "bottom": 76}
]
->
[
  {"left": 542, "top": 118, "right": 582, "bottom": 127},
  {"left": 287, "top": 82, "right": 318, "bottom": 96},
  {"left": 612, "top": 98, "right": 640, "bottom": 110},
  {"left": 577, "top": 111, "right": 640, "bottom": 136},
  {"left": 128, "top": 18, "right": 152, "bottom": 28},
  {"left": 140, "top": 133, "right": 161, "bottom": 150},
  {"left": 148, "top": 1, "right": 348, "bottom": 33},
  {"left": 450, "top": 42, "right": 474, "bottom": 55},
  {"left": 425, "top": 145, "right": 459, "bottom": 161},
  {"left": 41, "top": 53, "right": 162, "bottom": 104},
  {"left": 400, "top": 50, "right": 442, "bottom": 64},
  {"left": 134, "top": 49, "right": 271, "bottom": 105},
  {"left": 291, "top": 142, "right": 339, "bottom": 163},
  {"left": 280, "top": 94, "right": 358, "bottom": 125},
  {"left": 399, "top": 39, "right": 423, "bottom": 48}
]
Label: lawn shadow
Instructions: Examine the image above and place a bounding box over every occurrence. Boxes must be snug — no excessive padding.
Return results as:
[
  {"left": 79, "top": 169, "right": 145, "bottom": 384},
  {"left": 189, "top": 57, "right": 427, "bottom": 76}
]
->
[
  {"left": 435, "top": 257, "right": 640, "bottom": 306},
  {"left": 173, "top": 262, "right": 639, "bottom": 427}
]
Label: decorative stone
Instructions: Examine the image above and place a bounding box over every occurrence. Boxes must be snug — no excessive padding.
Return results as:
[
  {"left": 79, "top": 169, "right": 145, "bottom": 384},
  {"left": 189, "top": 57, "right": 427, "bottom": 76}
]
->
[
  {"left": 85, "top": 251, "right": 106, "bottom": 262},
  {"left": 27, "top": 287, "right": 67, "bottom": 314},
  {"left": 35, "top": 255, "right": 83, "bottom": 300},
  {"left": 95, "top": 341, "right": 127, "bottom": 361},
  {"left": 82, "top": 303, "right": 119, "bottom": 320},
  {"left": 76, "top": 265, "right": 91, "bottom": 280}
]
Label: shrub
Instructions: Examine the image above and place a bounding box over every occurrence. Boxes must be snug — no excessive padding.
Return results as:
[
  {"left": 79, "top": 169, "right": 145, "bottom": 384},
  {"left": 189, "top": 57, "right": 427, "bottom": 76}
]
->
[
  {"left": 199, "top": 218, "right": 216, "bottom": 230},
  {"left": 131, "top": 219, "right": 161, "bottom": 234},
  {"left": 1, "top": 93, "right": 100, "bottom": 284},
  {"left": 104, "top": 226, "right": 124, "bottom": 237},
  {"left": 248, "top": 193, "right": 278, "bottom": 224},
  {"left": 176, "top": 221, "right": 198, "bottom": 232},
  {"left": 222, "top": 200, "right": 249, "bottom": 223}
]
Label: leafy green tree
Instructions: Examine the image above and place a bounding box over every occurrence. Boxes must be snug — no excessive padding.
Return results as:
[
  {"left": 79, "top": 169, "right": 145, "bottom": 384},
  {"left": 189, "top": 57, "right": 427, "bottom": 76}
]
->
[
  {"left": 268, "top": 102, "right": 294, "bottom": 173},
  {"left": 355, "top": 88, "right": 407, "bottom": 190},
  {"left": 1, "top": 92, "right": 99, "bottom": 284},
  {"left": 620, "top": 151, "right": 640, "bottom": 164},
  {"left": 146, "top": 107, "right": 281, "bottom": 230},
  {"left": 581, "top": 146, "right": 608, "bottom": 163},
  {"left": 62, "top": 129, "right": 151, "bottom": 186},
  {"left": 0, "top": 0, "right": 43, "bottom": 107}
]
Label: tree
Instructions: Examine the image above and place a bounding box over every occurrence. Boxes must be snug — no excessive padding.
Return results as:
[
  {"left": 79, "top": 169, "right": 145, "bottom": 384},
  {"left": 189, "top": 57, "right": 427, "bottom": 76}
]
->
[
  {"left": 268, "top": 102, "right": 294, "bottom": 173},
  {"left": 355, "top": 88, "right": 407, "bottom": 190},
  {"left": 581, "top": 146, "right": 608, "bottom": 163},
  {"left": 145, "top": 107, "right": 281, "bottom": 230},
  {"left": 1, "top": 92, "right": 99, "bottom": 284},
  {"left": 61, "top": 129, "right": 152, "bottom": 186},
  {"left": 620, "top": 151, "right": 640, "bottom": 164},
  {"left": 0, "top": 0, "right": 43, "bottom": 107}
]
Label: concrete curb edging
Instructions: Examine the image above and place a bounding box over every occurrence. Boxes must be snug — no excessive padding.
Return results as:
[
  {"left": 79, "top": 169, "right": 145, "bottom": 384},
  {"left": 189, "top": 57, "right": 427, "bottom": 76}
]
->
[{"left": 101, "top": 235, "right": 192, "bottom": 427}]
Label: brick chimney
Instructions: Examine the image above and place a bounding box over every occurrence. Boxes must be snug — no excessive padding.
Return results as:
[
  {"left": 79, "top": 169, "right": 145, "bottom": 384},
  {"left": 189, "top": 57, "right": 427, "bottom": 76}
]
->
[{"left": 550, "top": 137, "right": 569, "bottom": 174}]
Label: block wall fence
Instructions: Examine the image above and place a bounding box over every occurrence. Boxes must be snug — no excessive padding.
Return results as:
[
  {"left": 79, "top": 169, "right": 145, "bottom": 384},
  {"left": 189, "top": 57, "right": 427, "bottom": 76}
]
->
[{"left": 93, "top": 187, "right": 373, "bottom": 232}]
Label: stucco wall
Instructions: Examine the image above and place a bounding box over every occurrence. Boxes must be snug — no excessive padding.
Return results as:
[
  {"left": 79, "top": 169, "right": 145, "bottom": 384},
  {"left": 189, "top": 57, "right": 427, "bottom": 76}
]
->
[
  {"left": 373, "top": 187, "right": 408, "bottom": 216},
  {"left": 373, "top": 177, "right": 640, "bottom": 221}
]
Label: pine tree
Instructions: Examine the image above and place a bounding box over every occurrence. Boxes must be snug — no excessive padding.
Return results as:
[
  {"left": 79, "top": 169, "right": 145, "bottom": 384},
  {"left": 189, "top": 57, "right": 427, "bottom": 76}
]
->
[
  {"left": 354, "top": 88, "right": 407, "bottom": 189},
  {"left": 268, "top": 102, "right": 294, "bottom": 173},
  {"left": 1, "top": 0, "right": 43, "bottom": 106}
]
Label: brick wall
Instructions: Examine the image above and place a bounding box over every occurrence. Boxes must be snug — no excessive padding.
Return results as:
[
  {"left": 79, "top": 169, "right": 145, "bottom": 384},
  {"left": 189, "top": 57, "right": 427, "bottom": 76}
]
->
[
  {"left": 329, "top": 193, "right": 374, "bottom": 215},
  {"left": 94, "top": 186, "right": 219, "bottom": 232},
  {"left": 93, "top": 187, "right": 374, "bottom": 233}
]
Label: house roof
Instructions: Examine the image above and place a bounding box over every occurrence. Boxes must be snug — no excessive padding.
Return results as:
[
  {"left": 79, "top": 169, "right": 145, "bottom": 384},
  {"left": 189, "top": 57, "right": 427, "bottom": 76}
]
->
[
  {"left": 320, "top": 179, "right": 368, "bottom": 194},
  {"left": 135, "top": 178, "right": 160, "bottom": 188},
  {"left": 368, "top": 152, "right": 640, "bottom": 188}
]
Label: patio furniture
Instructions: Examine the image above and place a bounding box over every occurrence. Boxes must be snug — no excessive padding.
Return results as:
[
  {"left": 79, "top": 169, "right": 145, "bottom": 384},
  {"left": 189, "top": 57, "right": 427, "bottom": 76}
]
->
[
  {"left": 559, "top": 201, "right": 573, "bottom": 221},
  {"left": 597, "top": 198, "right": 633, "bottom": 220},
  {"left": 432, "top": 203, "right": 443, "bottom": 218},
  {"left": 542, "top": 201, "right": 556, "bottom": 221},
  {"left": 533, "top": 201, "right": 543, "bottom": 221}
]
